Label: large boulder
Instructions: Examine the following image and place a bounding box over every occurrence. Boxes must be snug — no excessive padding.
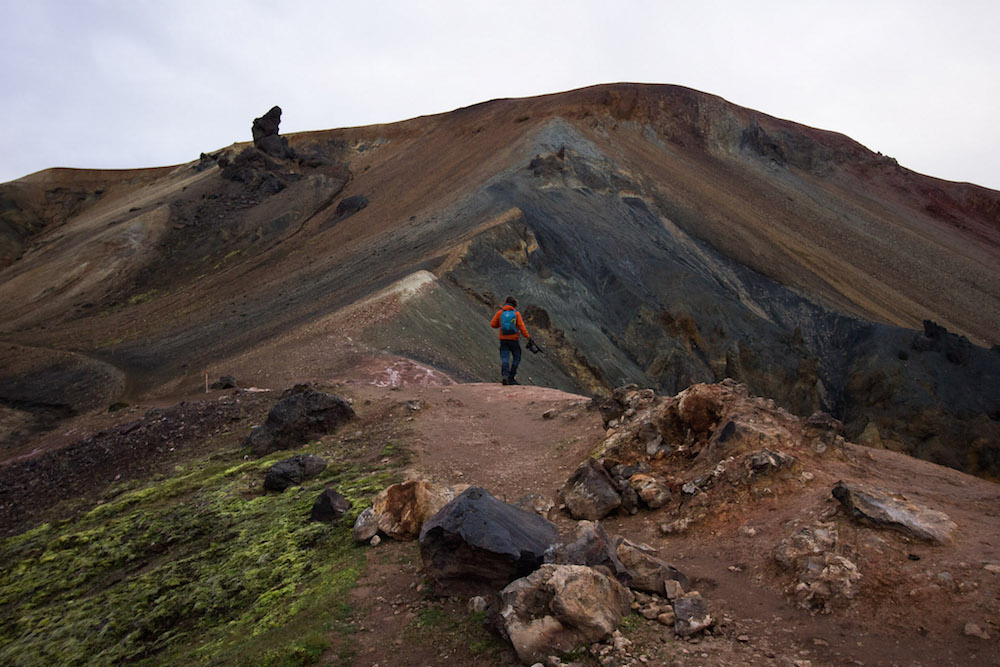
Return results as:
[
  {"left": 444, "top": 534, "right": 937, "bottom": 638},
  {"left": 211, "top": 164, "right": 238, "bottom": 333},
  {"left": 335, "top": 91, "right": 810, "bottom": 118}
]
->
[
  {"left": 263, "top": 454, "right": 327, "bottom": 492},
  {"left": 545, "top": 521, "right": 630, "bottom": 584},
  {"left": 615, "top": 538, "right": 689, "bottom": 594},
  {"left": 419, "top": 487, "right": 558, "bottom": 593},
  {"left": 372, "top": 479, "right": 454, "bottom": 540},
  {"left": 561, "top": 458, "right": 622, "bottom": 520},
  {"left": 832, "top": 481, "right": 957, "bottom": 544},
  {"left": 247, "top": 385, "right": 355, "bottom": 456},
  {"left": 498, "top": 564, "right": 632, "bottom": 664}
]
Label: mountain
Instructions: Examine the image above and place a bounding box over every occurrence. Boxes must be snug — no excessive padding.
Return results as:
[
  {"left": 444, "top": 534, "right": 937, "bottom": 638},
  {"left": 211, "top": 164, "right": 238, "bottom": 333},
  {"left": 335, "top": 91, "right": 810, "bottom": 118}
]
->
[{"left": 1, "top": 83, "right": 998, "bottom": 477}]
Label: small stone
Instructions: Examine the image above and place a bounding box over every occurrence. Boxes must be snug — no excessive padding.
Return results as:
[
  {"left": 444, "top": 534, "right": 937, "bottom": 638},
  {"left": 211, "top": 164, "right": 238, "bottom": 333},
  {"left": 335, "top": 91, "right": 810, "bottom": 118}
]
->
[
  {"left": 468, "top": 596, "right": 488, "bottom": 613},
  {"left": 657, "top": 611, "right": 676, "bottom": 626},
  {"left": 737, "top": 635, "right": 749, "bottom": 642},
  {"left": 984, "top": 564, "right": 1000, "bottom": 574},
  {"left": 664, "top": 579, "right": 685, "bottom": 600},
  {"left": 370, "top": 535, "right": 382, "bottom": 546},
  {"left": 801, "top": 471, "right": 815, "bottom": 482},
  {"left": 640, "top": 606, "right": 661, "bottom": 620},
  {"left": 542, "top": 409, "right": 557, "bottom": 420},
  {"left": 964, "top": 622, "right": 990, "bottom": 639}
]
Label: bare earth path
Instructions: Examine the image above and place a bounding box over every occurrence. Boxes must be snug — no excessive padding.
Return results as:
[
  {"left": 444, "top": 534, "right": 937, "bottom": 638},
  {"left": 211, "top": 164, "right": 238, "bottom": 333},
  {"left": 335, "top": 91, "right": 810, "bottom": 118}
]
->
[{"left": 341, "top": 377, "right": 1000, "bottom": 667}]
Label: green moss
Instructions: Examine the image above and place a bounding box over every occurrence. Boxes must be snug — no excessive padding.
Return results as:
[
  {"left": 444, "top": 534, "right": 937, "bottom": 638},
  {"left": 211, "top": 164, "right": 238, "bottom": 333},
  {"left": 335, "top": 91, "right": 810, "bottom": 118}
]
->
[
  {"left": 127, "top": 289, "right": 159, "bottom": 306},
  {"left": 0, "top": 439, "right": 399, "bottom": 665},
  {"left": 403, "top": 604, "right": 506, "bottom": 662}
]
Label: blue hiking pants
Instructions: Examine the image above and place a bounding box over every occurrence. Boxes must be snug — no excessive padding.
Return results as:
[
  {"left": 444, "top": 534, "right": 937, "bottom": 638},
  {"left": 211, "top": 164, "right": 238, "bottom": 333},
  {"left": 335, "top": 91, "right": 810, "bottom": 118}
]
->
[{"left": 500, "top": 340, "right": 522, "bottom": 379}]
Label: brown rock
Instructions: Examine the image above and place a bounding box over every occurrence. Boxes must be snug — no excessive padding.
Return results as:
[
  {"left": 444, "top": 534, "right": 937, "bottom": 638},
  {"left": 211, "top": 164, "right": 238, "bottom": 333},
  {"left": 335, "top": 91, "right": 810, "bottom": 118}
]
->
[
  {"left": 677, "top": 384, "right": 722, "bottom": 433},
  {"left": 629, "top": 474, "right": 671, "bottom": 509},
  {"left": 499, "top": 564, "right": 632, "bottom": 664},
  {"left": 372, "top": 480, "right": 453, "bottom": 540},
  {"left": 616, "top": 538, "right": 689, "bottom": 594}
]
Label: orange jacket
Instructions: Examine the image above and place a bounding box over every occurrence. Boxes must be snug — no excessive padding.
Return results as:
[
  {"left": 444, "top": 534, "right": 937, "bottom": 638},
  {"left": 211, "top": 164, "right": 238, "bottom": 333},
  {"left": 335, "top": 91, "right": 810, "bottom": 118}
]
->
[{"left": 491, "top": 305, "right": 530, "bottom": 341}]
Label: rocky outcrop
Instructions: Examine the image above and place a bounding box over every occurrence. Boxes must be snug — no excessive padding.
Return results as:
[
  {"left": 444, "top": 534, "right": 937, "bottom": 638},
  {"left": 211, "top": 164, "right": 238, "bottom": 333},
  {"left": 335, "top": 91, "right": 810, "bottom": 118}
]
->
[
  {"left": 419, "top": 487, "right": 558, "bottom": 593},
  {"left": 832, "top": 481, "right": 957, "bottom": 544},
  {"left": 263, "top": 454, "right": 327, "bottom": 492},
  {"left": 310, "top": 488, "right": 351, "bottom": 521},
  {"left": 774, "top": 523, "right": 861, "bottom": 613},
  {"left": 498, "top": 564, "right": 631, "bottom": 664},
  {"left": 335, "top": 194, "right": 369, "bottom": 217},
  {"left": 247, "top": 385, "right": 355, "bottom": 456},
  {"left": 560, "top": 458, "right": 621, "bottom": 520},
  {"left": 252, "top": 105, "right": 294, "bottom": 159},
  {"left": 372, "top": 480, "right": 453, "bottom": 540}
]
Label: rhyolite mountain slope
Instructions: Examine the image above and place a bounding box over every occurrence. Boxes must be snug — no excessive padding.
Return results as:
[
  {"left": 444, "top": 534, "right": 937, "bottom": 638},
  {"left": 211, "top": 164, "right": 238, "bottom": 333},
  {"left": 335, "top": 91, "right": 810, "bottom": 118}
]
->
[{"left": 1, "top": 83, "right": 998, "bottom": 476}]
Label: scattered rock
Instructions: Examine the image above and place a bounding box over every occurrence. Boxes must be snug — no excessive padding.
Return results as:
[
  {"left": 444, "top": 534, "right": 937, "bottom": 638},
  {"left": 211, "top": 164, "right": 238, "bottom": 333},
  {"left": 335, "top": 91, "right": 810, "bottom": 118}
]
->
[
  {"left": 372, "top": 480, "right": 453, "bottom": 540},
  {"left": 310, "top": 487, "right": 351, "bottom": 521},
  {"left": 664, "top": 579, "right": 685, "bottom": 600},
  {"left": 468, "top": 596, "right": 488, "bottom": 613},
  {"left": 545, "top": 521, "right": 630, "bottom": 584},
  {"left": 746, "top": 449, "right": 795, "bottom": 477},
  {"left": 247, "top": 385, "right": 355, "bottom": 456},
  {"left": 615, "top": 538, "right": 689, "bottom": 594},
  {"left": 498, "top": 564, "right": 631, "bottom": 664},
  {"left": 832, "top": 481, "right": 957, "bottom": 544},
  {"left": 673, "top": 591, "right": 712, "bottom": 637},
  {"left": 352, "top": 506, "right": 378, "bottom": 542},
  {"left": 420, "top": 486, "right": 558, "bottom": 593},
  {"left": 263, "top": 454, "right": 327, "bottom": 492},
  {"left": 629, "top": 474, "right": 671, "bottom": 509},
  {"left": 984, "top": 564, "right": 1000, "bottom": 574},
  {"left": 370, "top": 535, "right": 381, "bottom": 547},
  {"left": 560, "top": 459, "right": 622, "bottom": 520},
  {"left": 964, "top": 622, "right": 991, "bottom": 640}
]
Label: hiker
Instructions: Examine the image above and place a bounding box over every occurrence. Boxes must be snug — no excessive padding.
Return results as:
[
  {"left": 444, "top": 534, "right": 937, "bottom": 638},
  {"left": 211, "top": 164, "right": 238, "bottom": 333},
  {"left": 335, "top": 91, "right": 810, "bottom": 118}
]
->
[{"left": 490, "top": 296, "right": 531, "bottom": 385}]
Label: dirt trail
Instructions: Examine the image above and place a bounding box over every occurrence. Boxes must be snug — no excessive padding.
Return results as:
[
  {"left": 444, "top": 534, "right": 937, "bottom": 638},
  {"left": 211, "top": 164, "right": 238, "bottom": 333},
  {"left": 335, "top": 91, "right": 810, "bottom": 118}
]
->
[{"left": 343, "top": 378, "right": 1000, "bottom": 667}]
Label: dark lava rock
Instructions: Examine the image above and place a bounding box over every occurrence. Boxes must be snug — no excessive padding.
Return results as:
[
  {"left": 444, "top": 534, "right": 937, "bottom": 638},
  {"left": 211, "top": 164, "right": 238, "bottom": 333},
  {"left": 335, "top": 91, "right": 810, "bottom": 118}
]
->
[
  {"left": 746, "top": 448, "right": 795, "bottom": 476},
  {"left": 545, "top": 520, "right": 630, "bottom": 585},
  {"left": 210, "top": 375, "right": 237, "bottom": 390},
  {"left": 219, "top": 147, "right": 282, "bottom": 185},
  {"left": 335, "top": 194, "right": 369, "bottom": 217},
  {"left": 561, "top": 458, "right": 622, "bottom": 520},
  {"left": 263, "top": 454, "right": 327, "bottom": 492},
  {"left": 419, "top": 486, "right": 558, "bottom": 594},
  {"left": 310, "top": 487, "right": 351, "bottom": 521},
  {"left": 252, "top": 105, "right": 294, "bottom": 159},
  {"left": 247, "top": 385, "right": 355, "bottom": 456}
]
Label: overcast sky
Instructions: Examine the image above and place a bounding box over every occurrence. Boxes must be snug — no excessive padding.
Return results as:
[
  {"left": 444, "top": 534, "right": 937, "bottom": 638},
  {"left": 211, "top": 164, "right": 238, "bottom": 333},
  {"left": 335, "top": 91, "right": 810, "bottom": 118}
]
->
[{"left": 2, "top": 0, "right": 998, "bottom": 190}]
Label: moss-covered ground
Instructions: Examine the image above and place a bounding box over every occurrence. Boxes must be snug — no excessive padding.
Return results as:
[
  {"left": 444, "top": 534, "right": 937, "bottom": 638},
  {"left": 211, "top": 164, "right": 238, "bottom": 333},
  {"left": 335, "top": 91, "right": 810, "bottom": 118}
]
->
[{"left": 0, "top": 428, "right": 405, "bottom": 666}]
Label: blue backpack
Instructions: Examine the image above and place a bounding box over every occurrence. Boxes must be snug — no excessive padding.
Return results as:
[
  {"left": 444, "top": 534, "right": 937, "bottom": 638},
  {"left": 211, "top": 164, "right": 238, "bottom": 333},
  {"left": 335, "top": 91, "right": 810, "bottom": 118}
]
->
[{"left": 500, "top": 310, "right": 518, "bottom": 335}]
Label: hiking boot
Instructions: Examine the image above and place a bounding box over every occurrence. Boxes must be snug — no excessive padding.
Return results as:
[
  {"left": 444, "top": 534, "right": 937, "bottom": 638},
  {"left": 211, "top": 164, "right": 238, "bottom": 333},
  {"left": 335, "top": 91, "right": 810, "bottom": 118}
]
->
[
  {"left": 507, "top": 378, "right": 519, "bottom": 385},
  {"left": 502, "top": 378, "right": 509, "bottom": 385}
]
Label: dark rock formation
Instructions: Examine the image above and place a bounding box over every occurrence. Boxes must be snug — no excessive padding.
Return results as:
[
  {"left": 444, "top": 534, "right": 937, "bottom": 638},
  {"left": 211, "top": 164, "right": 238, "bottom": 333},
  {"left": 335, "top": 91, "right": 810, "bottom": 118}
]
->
[
  {"left": 560, "top": 458, "right": 622, "bottom": 520},
  {"left": 419, "top": 486, "right": 558, "bottom": 593},
  {"left": 832, "top": 481, "right": 957, "bottom": 544},
  {"left": 246, "top": 385, "right": 355, "bottom": 456},
  {"left": 252, "top": 105, "right": 294, "bottom": 159},
  {"left": 310, "top": 488, "right": 351, "bottom": 521},
  {"left": 263, "top": 454, "right": 327, "bottom": 492},
  {"left": 210, "top": 375, "right": 237, "bottom": 390},
  {"left": 335, "top": 194, "right": 369, "bottom": 217}
]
